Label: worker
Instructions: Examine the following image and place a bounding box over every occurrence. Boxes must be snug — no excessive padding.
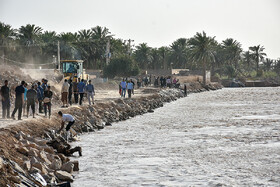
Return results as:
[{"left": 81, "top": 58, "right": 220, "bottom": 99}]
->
[{"left": 57, "top": 111, "right": 75, "bottom": 142}]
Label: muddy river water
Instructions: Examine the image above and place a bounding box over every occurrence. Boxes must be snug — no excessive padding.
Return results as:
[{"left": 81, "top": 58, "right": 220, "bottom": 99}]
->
[{"left": 72, "top": 88, "right": 280, "bottom": 186}]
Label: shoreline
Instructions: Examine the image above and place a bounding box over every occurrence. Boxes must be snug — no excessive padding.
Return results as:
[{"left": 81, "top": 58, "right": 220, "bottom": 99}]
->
[{"left": 0, "top": 83, "right": 222, "bottom": 186}]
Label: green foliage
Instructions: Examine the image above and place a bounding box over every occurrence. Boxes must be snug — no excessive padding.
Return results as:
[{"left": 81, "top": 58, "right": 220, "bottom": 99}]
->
[{"left": 103, "top": 56, "right": 139, "bottom": 78}]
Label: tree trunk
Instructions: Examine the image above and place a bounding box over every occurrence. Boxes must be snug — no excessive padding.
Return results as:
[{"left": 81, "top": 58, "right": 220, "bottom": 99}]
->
[{"left": 203, "top": 60, "right": 206, "bottom": 86}]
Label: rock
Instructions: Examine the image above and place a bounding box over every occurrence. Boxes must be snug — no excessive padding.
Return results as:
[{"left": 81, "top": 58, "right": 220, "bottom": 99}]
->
[
  {"left": 58, "top": 153, "right": 70, "bottom": 164},
  {"left": 7, "top": 176, "right": 21, "bottom": 184},
  {"left": 148, "top": 109, "right": 154, "bottom": 113},
  {"left": 37, "top": 140, "right": 48, "bottom": 146},
  {"left": 32, "top": 162, "right": 48, "bottom": 175},
  {"left": 0, "top": 157, "right": 3, "bottom": 170},
  {"left": 49, "top": 159, "right": 62, "bottom": 170},
  {"left": 39, "top": 151, "right": 51, "bottom": 165},
  {"left": 30, "top": 167, "right": 41, "bottom": 174},
  {"left": 71, "top": 161, "right": 79, "bottom": 171},
  {"left": 55, "top": 170, "right": 73, "bottom": 182},
  {"left": 43, "top": 146, "right": 55, "bottom": 154},
  {"left": 61, "top": 162, "right": 74, "bottom": 173},
  {"left": 12, "top": 161, "right": 26, "bottom": 174},
  {"left": 30, "top": 157, "right": 39, "bottom": 165},
  {"left": 17, "top": 147, "right": 29, "bottom": 156},
  {"left": 23, "top": 161, "right": 31, "bottom": 171},
  {"left": 105, "top": 122, "right": 112, "bottom": 126},
  {"left": 28, "top": 142, "right": 39, "bottom": 149},
  {"left": 15, "top": 131, "right": 26, "bottom": 140},
  {"left": 21, "top": 139, "right": 30, "bottom": 145},
  {"left": 28, "top": 148, "right": 38, "bottom": 157},
  {"left": 42, "top": 174, "right": 56, "bottom": 184}
]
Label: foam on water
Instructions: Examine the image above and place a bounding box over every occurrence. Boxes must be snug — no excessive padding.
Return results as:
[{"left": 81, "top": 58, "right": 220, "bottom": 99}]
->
[{"left": 72, "top": 87, "right": 280, "bottom": 186}]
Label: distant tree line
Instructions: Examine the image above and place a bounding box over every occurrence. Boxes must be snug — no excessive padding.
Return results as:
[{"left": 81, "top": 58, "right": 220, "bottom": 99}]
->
[{"left": 1, "top": 22, "right": 280, "bottom": 83}]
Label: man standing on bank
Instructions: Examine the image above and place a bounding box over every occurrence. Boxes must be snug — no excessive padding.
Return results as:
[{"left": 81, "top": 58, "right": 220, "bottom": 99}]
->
[
  {"left": 61, "top": 79, "right": 69, "bottom": 107},
  {"left": 1, "top": 80, "right": 11, "bottom": 119},
  {"left": 57, "top": 111, "right": 75, "bottom": 142},
  {"left": 12, "top": 81, "right": 25, "bottom": 120},
  {"left": 26, "top": 85, "right": 37, "bottom": 118},
  {"left": 77, "top": 79, "right": 86, "bottom": 105},
  {"left": 86, "top": 80, "right": 95, "bottom": 105}
]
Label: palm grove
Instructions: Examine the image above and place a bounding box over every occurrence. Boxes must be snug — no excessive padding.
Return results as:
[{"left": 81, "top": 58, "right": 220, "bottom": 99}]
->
[{"left": 1, "top": 22, "right": 280, "bottom": 83}]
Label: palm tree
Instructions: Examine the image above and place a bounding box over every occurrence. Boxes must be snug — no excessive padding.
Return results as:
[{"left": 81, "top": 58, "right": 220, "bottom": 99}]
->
[
  {"left": 158, "top": 46, "right": 169, "bottom": 70},
  {"left": 249, "top": 45, "right": 266, "bottom": 71},
  {"left": 222, "top": 38, "right": 242, "bottom": 70},
  {"left": 40, "top": 31, "right": 58, "bottom": 63},
  {"left": 262, "top": 58, "right": 274, "bottom": 72},
  {"left": 91, "top": 26, "right": 113, "bottom": 69},
  {"left": 133, "top": 43, "right": 151, "bottom": 70},
  {"left": 150, "top": 48, "right": 161, "bottom": 69},
  {"left": 18, "top": 24, "right": 43, "bottom": 62},
  {"left": 59, "top": 32, "right": 79, "bottom": 60},
  {"left": 169, "top": 38, "right": 188, "bottom": 68},
  {"left": 76, "top": 29, "right": 95, "bottom": 68},
  {"left": 188, "top": 31, "right": 216, "bottom": 85},
  {"left": 0, "top": 22, "right": 16, "bottom": 64}
]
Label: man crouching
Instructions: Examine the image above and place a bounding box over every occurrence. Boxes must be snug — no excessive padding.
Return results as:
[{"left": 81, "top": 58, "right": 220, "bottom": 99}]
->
[{"left": 57, "top": 111, "right": 75, "bottom": 142}]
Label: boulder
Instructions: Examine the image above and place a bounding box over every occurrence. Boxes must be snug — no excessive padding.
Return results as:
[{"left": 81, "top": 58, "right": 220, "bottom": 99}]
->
[
  {"left": 23, "top": 161, "right": 31, "bottom": 171},
  {"left": 17, "top": 147, "right": 29, "bottom": 156},
  {"left": 15, "top": 131, "right": 26, "bottom": 140},
  {"left": 28, "top": 148, "right": 39, "bottom": 157},
  {"left": 49, "top": 159, "right": 62, "bottom": 170},
  {"left": 42, "top": 174, "right": 56, "bottom": 184},
  {"left": 55, "top": 170, "right": 73, "bottom": 182},
  {"left": 71, "top": 161, "right": 79, "bottom": 171},
  {"left": 21, "top": 139, "right": 30, "bottom": 145},
  {"left": 39, "top": 151, "right": 51, "bottom": 165},
  {"left": 30, "top": 157, "right": 39, "bottom": 165},
  {"left": 32, "top": 162, "right": 48, "bottom": 175},
  {"left": 0, "top": 157, "right": 3, "bottom": 170},
  {"left": 12, "top": 161, "right": 26, "bottom": 174},
  {"left": 7, "top": 176, "right": 21, "bottom": 184},
  {"left": 61, "top": 162, "right": 74, "bottom": 173},
  {"left": 37, "top": 140, "right": 48, "bottom": 146},
  {"left": 58, "top": 153, "right": 70, "bottom": 164},
  {"left": 43, "top": 146, "right": 55, "bottom": 154},
  {"left": 28, "top": 142, "right": 39, "bottom": 149}
]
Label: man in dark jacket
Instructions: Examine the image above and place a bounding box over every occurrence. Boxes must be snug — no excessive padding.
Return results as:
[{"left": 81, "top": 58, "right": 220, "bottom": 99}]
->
[
  {"left": 26, "top": 85, "right": 37, "bottom": 118},
  {"left": 11, "top": 81, "right": 25, "bottom": 120},
  {"left": 72, "top": 79, "right": 79, "bottom": 104},
  {"left": 0, "top": 80, "right": 11, "bottom": 119},
  {"left": 68, "top": 79, "right": 73, "bottom": 106},
  {"left": 43, "top": 86, "right": 53, "bottom": 119}
]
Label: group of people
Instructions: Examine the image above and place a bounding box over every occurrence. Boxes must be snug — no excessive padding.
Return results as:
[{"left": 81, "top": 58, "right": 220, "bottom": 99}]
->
[
  {"left": 136, "top": 75, "right": 180, "bottom": 88},
  {"left": 119, "top": 78, "right": 135, "bottom": 98},
  {"left": 0, "top": 79, "right": 53, "bottom": 120},
  {"left": 61, "top": 78, "right": 95, "bottom": 107},
  {"left": 157, "top": 76, "right": 180, "bottom": 88}
]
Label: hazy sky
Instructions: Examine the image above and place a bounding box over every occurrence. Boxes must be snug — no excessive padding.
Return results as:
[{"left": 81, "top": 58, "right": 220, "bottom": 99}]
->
[{"left": 1, "top": 0, "right": 280, "bottom": 59}]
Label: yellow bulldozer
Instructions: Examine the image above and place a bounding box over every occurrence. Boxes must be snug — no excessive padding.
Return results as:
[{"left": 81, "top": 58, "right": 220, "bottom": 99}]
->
[{"left": 60, "top": 60, "right": 89, "bottom": 82}]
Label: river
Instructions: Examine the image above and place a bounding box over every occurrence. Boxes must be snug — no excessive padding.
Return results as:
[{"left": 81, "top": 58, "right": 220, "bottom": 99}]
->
[{"left": 71, "top": 87, "right": 280, "bottom": 186}]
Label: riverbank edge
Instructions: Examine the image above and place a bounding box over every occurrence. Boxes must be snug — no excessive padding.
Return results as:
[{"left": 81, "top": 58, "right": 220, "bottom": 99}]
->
[{"left": 0, "top": 83, "right": 223, "bottom": 186}]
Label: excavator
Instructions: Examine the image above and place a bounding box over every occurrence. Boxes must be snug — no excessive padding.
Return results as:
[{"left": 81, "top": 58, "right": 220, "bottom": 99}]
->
[{"left": 60, "top": 60, "right": 89, "bottom": 82}]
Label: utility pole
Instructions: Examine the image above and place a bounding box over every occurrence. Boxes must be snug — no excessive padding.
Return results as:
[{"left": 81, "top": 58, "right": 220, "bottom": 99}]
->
[
  {"left": 105, "top": 39, "right": 111, "bottom": 65},
  {"left": 57, "top": 41, "right": 60, "bottom": 70}
]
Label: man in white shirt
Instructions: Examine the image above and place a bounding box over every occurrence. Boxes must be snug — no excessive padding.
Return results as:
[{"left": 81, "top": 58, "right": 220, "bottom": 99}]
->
[{"left": 57, "top": 111, "right": 75, "bottom": 141}]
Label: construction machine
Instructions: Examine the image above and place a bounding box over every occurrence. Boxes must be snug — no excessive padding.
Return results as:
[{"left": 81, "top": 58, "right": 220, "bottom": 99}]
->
[{"left": 60, "top": 60, "right": 89, "bottom": 82}]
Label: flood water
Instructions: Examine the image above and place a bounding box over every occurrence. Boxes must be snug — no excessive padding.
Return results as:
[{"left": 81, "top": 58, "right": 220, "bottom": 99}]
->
[{"left": 72, "top": 88, "right": 280, "bottom": 186}]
